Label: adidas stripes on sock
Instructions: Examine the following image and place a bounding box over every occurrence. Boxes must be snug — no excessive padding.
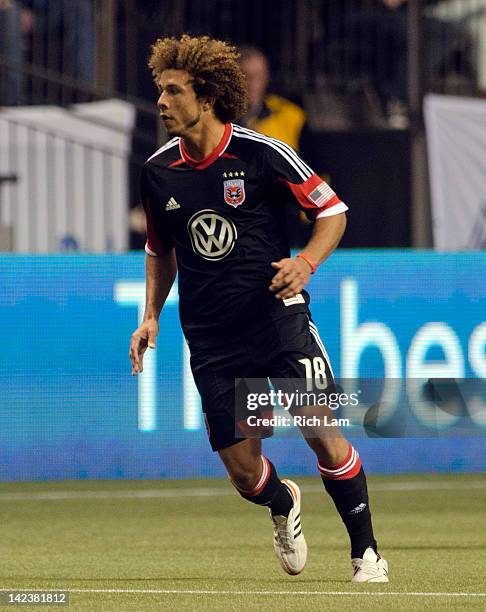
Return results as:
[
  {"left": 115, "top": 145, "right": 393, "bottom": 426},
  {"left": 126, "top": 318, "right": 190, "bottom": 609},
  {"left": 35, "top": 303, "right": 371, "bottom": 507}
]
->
[
  {"left": 319, "top": 445, "right": 378, "bottom": 559},
  {"left": 231, "top": 456, "right": 293, "bottom": 517}
]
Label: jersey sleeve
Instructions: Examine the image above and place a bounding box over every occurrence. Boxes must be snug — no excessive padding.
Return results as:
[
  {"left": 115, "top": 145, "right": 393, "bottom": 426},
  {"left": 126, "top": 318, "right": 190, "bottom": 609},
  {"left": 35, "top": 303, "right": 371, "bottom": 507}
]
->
[
  {"left": 140, "top": 164, "right": 174, "bottom": 256},
  {"left": 262, "top": 140, "right": 348, "bottom": 220}
]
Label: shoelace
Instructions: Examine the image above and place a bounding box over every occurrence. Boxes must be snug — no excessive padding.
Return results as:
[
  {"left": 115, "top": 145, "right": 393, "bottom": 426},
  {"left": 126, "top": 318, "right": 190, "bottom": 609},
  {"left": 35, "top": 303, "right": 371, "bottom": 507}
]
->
[
  {"left": 354, "top": 559, "right": 381, "bottom": 577},
  {"left": 273, "top": 518, "right": 295, "bottom": 553}
]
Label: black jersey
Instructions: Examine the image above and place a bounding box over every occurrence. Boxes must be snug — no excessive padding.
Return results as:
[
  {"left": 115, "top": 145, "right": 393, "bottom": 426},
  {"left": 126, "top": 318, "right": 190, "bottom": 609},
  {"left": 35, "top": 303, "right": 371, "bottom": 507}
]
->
[{"left": 141, "top": 123, "right": 347, "bottom": 342}]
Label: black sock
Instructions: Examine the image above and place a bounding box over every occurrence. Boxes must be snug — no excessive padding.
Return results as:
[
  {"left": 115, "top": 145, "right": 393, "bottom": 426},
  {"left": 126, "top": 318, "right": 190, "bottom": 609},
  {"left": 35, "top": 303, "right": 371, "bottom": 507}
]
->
[
  {"left": 233, "top": 457, "right": 293, "bottom": 517},
  {"left": 322, "top": 467, "right": 377, "bottom": 559}
]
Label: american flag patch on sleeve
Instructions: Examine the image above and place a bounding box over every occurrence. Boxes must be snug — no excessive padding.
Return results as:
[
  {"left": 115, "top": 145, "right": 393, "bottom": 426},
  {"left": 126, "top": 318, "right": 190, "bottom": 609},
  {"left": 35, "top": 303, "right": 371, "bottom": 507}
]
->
[{"left": 308, "top": 182, "right": 337, "bottom": 207}]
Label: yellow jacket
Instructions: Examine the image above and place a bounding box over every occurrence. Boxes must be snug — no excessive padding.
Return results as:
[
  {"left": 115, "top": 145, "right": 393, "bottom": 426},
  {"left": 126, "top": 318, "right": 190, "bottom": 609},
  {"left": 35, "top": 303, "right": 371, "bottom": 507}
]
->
[{"left": 245, "top": 94, "right": 306, "bottom": 151}]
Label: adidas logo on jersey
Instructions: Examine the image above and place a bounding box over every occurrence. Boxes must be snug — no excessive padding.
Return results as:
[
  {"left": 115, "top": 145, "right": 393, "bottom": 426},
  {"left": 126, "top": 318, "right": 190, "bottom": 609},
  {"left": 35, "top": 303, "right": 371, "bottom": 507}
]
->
[{"left": 165, "top": 197, "right": 180, "bottom": 211}]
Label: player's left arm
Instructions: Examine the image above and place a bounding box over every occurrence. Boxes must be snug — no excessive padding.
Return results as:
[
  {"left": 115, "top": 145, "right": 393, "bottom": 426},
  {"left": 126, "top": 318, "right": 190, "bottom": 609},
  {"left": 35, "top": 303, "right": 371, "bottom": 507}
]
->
[
  {"left": 270, "top": 213, "right": 346, "bottom": 299},
  {"left": 263, "top": 140, "right": 348, "bottom": 300}
]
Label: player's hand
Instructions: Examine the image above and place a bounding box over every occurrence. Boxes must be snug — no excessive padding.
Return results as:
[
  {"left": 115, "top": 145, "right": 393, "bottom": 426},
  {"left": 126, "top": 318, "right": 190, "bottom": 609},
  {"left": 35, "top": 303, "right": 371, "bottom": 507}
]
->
[
  {"left": 129, "top": 319, "right": 159, "bottom": 376},
  {"left": 269, "top": 257, "right": 312, "bottom": 299}
]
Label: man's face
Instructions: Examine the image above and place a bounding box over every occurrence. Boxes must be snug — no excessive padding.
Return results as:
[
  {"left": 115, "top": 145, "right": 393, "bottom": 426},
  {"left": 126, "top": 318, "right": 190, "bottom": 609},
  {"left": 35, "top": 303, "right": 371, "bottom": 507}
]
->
[
  {"left": 239, "top": 54, "right": 269, "bottom": 110},
  {"left": 156, "top": 69, "right": 205, "bottom": 137}
]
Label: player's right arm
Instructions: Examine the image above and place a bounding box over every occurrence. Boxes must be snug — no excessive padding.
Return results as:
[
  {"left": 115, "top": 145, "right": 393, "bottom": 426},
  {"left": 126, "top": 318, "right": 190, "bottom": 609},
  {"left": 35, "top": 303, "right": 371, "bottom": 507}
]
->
[
  {"left": 130, "top": 162, "right": 176, "bottom": 375},
  {"left": 129, "top": 250, "right": 177, "bottom": 376}
]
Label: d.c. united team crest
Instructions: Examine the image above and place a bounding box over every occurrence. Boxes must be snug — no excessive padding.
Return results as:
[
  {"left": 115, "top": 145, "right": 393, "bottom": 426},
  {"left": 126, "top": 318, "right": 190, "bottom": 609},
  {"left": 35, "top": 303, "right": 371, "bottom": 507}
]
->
[{"left": 223, "top": 178, "right": 245, "bottom": 207}]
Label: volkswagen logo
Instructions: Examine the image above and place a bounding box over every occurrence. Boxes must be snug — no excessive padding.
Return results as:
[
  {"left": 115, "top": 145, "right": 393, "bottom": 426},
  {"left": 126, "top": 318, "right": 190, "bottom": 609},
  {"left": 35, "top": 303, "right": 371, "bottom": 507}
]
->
[{"left": 188, "top": 209, "right": 237, "bottom": 261}]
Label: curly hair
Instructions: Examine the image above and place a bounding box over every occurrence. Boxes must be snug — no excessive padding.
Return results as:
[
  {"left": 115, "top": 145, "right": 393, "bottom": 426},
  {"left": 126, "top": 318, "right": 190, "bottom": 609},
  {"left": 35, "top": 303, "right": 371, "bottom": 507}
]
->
[{"left": 148, "top": 34, "right": 249, "bottom": 123}]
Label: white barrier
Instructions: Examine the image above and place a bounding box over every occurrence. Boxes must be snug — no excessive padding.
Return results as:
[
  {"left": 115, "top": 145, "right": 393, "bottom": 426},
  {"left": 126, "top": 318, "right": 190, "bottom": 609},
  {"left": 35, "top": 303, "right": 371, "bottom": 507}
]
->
[
  {"left": 0, "top": 99, "right": 135, "bottom": 252},
  {"left": 425, "top": 94, "right": 486, "bottom": 250}
]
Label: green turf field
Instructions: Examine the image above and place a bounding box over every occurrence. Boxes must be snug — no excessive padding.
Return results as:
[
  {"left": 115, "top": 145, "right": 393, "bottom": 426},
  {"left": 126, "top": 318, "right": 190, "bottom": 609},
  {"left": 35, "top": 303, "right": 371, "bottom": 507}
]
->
[{"left": 1, "top": 473, "right": 485, "bottom": 611}]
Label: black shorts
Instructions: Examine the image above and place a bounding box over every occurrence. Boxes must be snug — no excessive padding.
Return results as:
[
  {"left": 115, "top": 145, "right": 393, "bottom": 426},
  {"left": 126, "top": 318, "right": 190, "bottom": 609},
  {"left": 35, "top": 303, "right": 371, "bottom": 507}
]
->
[{"left": 189, "top": 312, "right": 334, "bottom": 451}]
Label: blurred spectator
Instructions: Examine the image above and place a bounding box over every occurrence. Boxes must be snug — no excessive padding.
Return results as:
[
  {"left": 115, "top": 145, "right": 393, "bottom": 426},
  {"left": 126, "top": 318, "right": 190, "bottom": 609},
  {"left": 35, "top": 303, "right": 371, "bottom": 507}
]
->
[
  {"left": 238, "top": 46, "right": 312, "bottom": 246},
  {"left": 238, "top": 46, "right": 306, "bottom": 150},
  {"left": 1, "top": 0, "right": 95, "bottom": 105},
  {"left": 28, "top": 0, "right": 96, "bottom": 84},
  {"left": 430, "top": 0, "right": 486, "bottom": 95},
  {"left": 343, "top": 0, "right": 475, "bottom": 125},
  {"left": 0, "top": 0, "right": 34, "bottom": 105}
]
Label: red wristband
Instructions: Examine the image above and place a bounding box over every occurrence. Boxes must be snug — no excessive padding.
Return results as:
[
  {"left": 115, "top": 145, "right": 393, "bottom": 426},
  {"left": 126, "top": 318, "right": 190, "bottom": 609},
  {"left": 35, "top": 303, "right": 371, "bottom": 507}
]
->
[{"left": 296, "top": 252, "right": 317, "bottom": 274}]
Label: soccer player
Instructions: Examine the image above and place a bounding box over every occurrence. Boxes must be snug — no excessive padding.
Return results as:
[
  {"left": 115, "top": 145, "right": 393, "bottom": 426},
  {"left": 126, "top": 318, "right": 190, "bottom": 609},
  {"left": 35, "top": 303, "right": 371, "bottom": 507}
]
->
[{"left": 129, "top": 34, "right": 388, "bottom": 583}]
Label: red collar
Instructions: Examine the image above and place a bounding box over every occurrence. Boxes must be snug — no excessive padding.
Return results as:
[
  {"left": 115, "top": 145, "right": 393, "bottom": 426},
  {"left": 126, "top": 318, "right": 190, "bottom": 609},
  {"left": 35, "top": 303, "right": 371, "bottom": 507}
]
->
[{"left": 179, "top": 123, "right": 232, "bottom": 169}]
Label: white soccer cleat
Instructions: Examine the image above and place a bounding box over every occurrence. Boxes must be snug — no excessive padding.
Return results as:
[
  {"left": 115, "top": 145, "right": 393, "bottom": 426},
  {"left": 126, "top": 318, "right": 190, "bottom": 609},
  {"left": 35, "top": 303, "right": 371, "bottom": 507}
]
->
[
  {"left": 269, "top": 479, "right": 307, "bottom": 575},
  {"left": 352, "top": 546, "right": 389, "bottom": 583}
]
